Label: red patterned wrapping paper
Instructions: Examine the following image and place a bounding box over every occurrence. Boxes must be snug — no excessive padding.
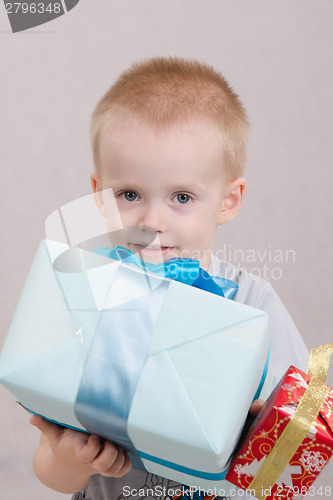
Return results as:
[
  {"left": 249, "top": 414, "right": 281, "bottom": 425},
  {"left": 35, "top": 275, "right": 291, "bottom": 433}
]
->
[{"left": 226, "top": 366, "right": 333, "bottom": 499}]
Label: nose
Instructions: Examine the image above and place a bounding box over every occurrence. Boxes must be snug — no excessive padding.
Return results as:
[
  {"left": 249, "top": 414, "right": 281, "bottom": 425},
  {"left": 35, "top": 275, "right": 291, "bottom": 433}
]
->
[{"left": 137, "top": 201, "right": 168, "bottom": 233}]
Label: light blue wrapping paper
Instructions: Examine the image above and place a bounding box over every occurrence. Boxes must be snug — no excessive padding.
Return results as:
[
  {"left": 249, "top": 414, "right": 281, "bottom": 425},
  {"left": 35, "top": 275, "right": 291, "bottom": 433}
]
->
[{"left": 0, "top": 239, "right": 271, "bottom": 491}]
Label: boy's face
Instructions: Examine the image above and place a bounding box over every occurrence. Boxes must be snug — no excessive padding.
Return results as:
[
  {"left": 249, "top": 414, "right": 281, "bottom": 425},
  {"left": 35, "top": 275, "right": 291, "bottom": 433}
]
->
[{"left": 92, "top": 116, "right": 245, "bottom": 270}]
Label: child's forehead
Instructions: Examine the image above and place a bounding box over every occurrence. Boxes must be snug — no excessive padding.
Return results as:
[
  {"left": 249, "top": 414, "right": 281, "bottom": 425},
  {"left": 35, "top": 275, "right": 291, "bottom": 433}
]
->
[
  {"left": 99, "top": 119, "right": 224, "bottom": 175},
  {"left": 97, "top": 114, "right": 230, "bottom": 189}
]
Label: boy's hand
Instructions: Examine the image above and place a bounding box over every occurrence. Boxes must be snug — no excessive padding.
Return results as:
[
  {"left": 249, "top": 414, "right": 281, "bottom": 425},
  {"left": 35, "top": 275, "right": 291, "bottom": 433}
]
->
[
  {"left": 30, "top": 415, "right": 131, "bottom": 493},
  {"left": 249, "top": 399, "right": 265, "bottom": 416}
]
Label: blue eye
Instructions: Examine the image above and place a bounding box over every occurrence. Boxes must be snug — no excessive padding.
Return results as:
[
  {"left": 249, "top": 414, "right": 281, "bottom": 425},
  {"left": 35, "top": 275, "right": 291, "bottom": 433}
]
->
[
  {"left": 121, "top": 191, "right": 139, "bottom": 202},
  {"left": 174, "top": 193, "right": 191, "bottom": 204}
]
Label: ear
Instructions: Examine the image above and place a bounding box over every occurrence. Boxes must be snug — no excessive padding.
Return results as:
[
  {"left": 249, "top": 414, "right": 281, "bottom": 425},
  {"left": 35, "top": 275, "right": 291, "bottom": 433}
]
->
[
  {"left": 90, "top": 172, "right": 105, "bottom": 217},
  {"left": 218, "top": 177, "right": 246, "bottom": 225}
]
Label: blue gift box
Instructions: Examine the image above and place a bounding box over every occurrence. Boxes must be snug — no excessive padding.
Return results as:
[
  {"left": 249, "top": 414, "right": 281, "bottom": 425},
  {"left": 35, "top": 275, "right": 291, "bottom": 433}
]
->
[{"left": 0, "top": 240, "right": 271, "bottom": 492}]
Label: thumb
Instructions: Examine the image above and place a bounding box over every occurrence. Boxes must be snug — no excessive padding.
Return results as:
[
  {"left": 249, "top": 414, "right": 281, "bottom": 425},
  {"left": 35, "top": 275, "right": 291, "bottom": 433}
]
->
[
  {"left": 249, "top": 399, "right": 265, "bottom": 416},
  {"left": 30, "top": 414, "right": 63, "bottom": 442}
]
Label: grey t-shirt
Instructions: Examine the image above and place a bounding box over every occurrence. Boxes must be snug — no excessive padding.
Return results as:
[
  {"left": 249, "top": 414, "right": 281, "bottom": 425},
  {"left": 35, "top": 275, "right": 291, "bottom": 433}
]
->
[{"left": 73, "top": 256, "right": 309, "bottom": 500}]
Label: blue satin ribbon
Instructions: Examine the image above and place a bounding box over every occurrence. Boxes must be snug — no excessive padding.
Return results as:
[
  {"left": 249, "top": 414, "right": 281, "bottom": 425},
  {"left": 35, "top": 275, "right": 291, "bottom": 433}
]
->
[
  {"left": 74, "top": 278, "right": 170, "bottom": 469},
  {"left": 138, "top": 451, "right": 230, "bottom": 480},
  {"left": 253, "top": 346, "right": 270, "bottom": 402},
  {"left": 93, "top": 245, "right": 239, "bottom": 300}
]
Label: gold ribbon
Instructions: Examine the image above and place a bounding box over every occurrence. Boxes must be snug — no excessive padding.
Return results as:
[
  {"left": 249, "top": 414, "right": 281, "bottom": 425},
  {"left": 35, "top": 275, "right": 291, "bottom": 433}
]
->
[{"left": 247, "top": 343, "right": 333, "bottom": 500}]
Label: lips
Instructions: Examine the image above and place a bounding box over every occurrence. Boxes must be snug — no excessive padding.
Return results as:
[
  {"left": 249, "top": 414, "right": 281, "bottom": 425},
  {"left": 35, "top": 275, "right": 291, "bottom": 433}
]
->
[
  {"left": 131, "top": 244, "right": 174, "bottom": 252},
  {"left": 130, "top": 243, "right": 176, "bottom": 260}
]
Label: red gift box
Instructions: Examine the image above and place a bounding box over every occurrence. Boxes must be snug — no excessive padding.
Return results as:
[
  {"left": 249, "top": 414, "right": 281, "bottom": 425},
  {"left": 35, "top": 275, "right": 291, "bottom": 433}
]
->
[{"left": 226, "top": 365, "right": 333, "bottom": 499}]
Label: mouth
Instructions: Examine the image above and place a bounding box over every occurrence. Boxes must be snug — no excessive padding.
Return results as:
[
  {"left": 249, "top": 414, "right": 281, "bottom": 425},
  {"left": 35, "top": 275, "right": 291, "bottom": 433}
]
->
[{"left": 129, "top": 243, "right": 177, "bottom": 261}]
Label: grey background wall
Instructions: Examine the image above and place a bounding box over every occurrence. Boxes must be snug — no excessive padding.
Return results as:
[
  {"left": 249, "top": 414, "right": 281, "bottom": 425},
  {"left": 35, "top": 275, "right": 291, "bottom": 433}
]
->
[{"left": 0, "top": 1, "right": 332, "bottom": 498}]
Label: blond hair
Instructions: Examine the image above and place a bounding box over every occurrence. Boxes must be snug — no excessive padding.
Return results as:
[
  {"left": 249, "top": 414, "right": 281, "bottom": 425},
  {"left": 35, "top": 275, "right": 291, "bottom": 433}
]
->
[{"left": 91, "top": 57, "right": 250, "bottom": 178}]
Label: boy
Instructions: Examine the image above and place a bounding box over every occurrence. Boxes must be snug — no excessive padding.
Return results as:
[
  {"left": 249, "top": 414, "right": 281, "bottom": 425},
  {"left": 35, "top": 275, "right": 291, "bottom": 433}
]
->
[{"left": 30, "top": 57, "right": 309, "bottom": 500}]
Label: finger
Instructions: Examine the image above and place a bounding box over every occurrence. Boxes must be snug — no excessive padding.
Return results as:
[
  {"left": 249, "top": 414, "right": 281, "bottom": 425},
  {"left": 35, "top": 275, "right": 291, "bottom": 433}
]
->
[
  {"left": 75, "top": 434, "right": 102, "bottom": 464},
  {"left": 91, "top": 440, "right": 120, "bottom": 474},
  {"left": 249, "top": 399, "right": 265, "bottom": 416},
  {"left": 99, "top": 448, "right": 131, "bottom": 478},
  {"left": 30, "top": 415, "right": 64, "bottom": 443},
  {"left": 113, "top": 451, "right": 132, "bottom": 477}
]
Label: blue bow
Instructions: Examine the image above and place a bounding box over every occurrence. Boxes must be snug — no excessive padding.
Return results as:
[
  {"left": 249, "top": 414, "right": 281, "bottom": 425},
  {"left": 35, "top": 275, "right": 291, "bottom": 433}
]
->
[{"left": 93, "top": 245, "right": 239, "bottom": 300}]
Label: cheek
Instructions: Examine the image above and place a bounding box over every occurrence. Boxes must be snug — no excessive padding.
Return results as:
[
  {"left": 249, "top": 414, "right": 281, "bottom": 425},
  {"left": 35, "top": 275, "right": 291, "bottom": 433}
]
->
[
  {"left": 113, "top": 204, "right": 137, "bottom": 226},
  {"left": 181, "top": 212, "right": 219, "bottom": 246},
  {"left": 181, "top": 207, "right": 218, "bottom": 232},
  {"left": 175, "top": 221, "right": 204, "bottom": 247}
]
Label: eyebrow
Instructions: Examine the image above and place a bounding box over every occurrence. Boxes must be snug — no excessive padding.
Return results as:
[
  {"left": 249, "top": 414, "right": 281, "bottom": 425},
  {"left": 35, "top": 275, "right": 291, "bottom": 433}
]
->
[
  {"left": 107, "top": 178, "right": 208, "bottom": 193},
  {"left": 167, "top": 181, "right": 207, "bottom": 192}
]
